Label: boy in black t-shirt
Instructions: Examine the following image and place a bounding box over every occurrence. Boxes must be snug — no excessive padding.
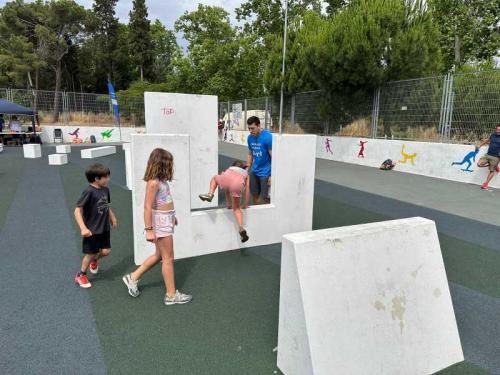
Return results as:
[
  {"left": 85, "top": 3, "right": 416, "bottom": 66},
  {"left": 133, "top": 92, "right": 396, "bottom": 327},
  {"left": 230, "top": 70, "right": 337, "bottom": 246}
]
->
[{"left": 74, "top": 163, "right": 117, "bottom": 288}]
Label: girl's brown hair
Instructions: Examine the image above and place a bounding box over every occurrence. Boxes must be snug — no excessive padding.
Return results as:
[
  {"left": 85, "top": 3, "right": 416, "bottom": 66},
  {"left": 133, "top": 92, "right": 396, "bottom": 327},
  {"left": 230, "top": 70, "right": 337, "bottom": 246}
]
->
[{"left": 143, "top": 148, "right": 174, "bottom": 182}]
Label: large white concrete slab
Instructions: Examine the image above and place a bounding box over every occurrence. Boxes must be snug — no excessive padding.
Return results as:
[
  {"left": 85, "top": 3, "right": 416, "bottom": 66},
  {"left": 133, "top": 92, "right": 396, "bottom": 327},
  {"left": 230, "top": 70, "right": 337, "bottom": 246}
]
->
[
  {"left": 132, "top": 133, "right": 316, "bottom": 263},
  {"left": 48, "top": 153, "right": 68, "bottom": 165},
  {"left": 277, "top": 217, "right": 463, "bottom": 375},
  {"left": 56, "top": 145, "right": 71, "bottom": 154},
  {"left": 23, "top": 143, "right": 41, "bottom": 158},
  {"left": 81, "top": 146, "right": 116, "bottom": 159},
  {"left": 144, "top": 92, "right": 218, "bottom": 209}
]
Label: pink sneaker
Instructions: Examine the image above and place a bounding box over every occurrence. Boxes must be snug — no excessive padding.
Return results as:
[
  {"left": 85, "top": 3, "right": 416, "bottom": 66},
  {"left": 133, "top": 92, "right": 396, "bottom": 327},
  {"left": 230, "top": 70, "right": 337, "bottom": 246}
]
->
[{"left": 481, "top": 182, "right": 489, "bottom": 190}]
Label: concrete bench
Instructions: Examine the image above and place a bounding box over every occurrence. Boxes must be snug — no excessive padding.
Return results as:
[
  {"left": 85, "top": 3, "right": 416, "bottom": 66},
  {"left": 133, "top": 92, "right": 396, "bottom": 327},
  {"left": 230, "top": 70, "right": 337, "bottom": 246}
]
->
[
  {"left": 23, "top": 144, "right": 42, "bottom": 158},
  {"left": 0, "top": 144, "right": 3, "bottom": 153},
  {"left": 48, "top": 153, "right": 68, "bottom": 165},
  {"left": 56, "top": 145, "right": 71, "bottom": 154},
  {"left": 81, "top": 146, "right": 116, "bottom": 159}
]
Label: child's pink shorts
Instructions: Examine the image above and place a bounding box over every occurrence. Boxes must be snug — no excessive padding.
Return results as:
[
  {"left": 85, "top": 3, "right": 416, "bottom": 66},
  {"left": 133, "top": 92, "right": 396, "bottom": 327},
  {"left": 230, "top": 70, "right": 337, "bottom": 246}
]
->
[
  {"left": 215, "top": 169, "right": 246, "bottom": 198},
  {"left": 152, "top": 210, "right": 175, "bottom": 238}
]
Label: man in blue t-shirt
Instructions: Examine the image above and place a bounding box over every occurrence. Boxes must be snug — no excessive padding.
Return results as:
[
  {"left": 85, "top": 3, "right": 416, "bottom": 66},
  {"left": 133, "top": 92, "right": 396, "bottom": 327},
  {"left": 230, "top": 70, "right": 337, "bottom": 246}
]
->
[
  {"left": 246, "top": 116, "right": 272, "bottom": 204},
  {"left": 477, "top": 124, "right": 500, "bottom": 189}
]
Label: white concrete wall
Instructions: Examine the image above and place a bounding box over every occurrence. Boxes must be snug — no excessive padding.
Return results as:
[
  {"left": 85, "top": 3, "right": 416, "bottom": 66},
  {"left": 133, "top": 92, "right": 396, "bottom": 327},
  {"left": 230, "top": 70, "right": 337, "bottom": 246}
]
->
[
  {"left": 132, "top": 134, "right": 316, "bottom": 264},
  {"left": 317, "top": 135, "right": 496, "bottom": 187},
  {"left": 222, "top": 132, "right": 496, "bottom": 188},
  {"left": 144, "top": 92, "right": 218, "bottom": 209},
  {"left": 39, "top": 125, "right": 142, "bottom": 144},
  {"left": 278, "top": 217, "right": 463, "bottom": 375}
]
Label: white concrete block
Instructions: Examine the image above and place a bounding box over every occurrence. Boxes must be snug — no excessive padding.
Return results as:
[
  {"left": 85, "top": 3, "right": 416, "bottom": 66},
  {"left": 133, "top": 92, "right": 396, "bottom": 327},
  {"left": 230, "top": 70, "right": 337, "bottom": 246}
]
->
[
  {"left": 122, "top": 142, "right": 132, "bottom": 190},
  {"left": 56, "top": 144, "right": 71, "bottom": 154},
  {"left": 48, "top": 153, "right": 68, "bottom": 165},
  {"left": 144, "top": 92, "right": 219, "bottom": 209},
  {"left": 81, "top": 146, "right": 116, "bottom": 159},
  {"left": 23, "top": 143, "right": 41, "bottom": 158},
  {"left": 278, "top": 217, "right": 463, "bottom": 375},
  {"left": 132, "top": 134, "right": 316, "bottom": 264},
  {"left": 0, "top": 143, "right": 3, "bottom": 153}
]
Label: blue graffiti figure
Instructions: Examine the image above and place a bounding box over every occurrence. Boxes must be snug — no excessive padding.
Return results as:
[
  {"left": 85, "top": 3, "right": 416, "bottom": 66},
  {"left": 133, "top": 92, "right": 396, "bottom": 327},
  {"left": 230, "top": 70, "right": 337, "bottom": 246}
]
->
[{"left": 452, "top": 147, "right": 480, "bottom": 172}]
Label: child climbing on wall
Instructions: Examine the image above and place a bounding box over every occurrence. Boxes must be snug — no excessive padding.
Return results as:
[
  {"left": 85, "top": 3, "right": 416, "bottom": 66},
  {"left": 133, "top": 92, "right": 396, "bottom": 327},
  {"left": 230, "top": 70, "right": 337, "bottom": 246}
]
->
[
  {"left": 199, "top": 160, "right": 250, "bottom": 243},
  {"left": 122, "top": 148, "right": 192, "bottom": 305}
]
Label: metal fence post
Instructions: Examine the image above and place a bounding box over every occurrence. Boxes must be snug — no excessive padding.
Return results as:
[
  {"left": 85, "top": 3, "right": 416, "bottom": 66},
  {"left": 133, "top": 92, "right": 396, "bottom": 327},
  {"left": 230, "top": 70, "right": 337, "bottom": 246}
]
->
[
  {"left": 227, "top": 101, "right": 231, "bottom": 130},
  {"left": 439, "top": 73, "right": 451, "bottom": 139},
  {"left": 290, "top": 94, "right": 295, "bottom": 128},
  {"left": 244, "top": 99, "right": 247, "bottom": 128},
  {"left": 371, "top": 88, "right": 380, "bottom": 138},
  {"left": 264, "top": 97, "right": 269, "bottom": 130}
]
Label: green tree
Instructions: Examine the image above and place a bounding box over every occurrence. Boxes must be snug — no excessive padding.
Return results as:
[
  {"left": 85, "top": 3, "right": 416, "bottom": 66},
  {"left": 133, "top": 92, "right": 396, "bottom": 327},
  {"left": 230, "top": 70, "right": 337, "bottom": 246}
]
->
[
  {"left": 90, "top": 0, "right": 119, "bottom": 90},
  {"left": 150, "top": 19, "right": 180, "bottom": 82},
  {"left": 173, "top": 4, "right": 266, "bottom": 100},
  {"left": 428, "top": 0, "right": 500, "bottom": 69},
  {"left": 128, "top": 0, "right": 154, "bottom": 81},
  {"left": 0, "top": 0, "right": 45, "bottom": 88},
  {"left": 33, "top": 0, "right": 87, "bottom": 120},
  {"left": 236, "top": 0, "right": 322, "bottom": 40}
]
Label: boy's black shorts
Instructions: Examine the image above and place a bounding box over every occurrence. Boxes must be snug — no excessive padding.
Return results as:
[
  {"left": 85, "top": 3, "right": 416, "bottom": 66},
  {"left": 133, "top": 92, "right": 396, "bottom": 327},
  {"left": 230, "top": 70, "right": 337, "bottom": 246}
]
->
[{"left": 82, "top": 231, "right": 111, "bottom": 254}]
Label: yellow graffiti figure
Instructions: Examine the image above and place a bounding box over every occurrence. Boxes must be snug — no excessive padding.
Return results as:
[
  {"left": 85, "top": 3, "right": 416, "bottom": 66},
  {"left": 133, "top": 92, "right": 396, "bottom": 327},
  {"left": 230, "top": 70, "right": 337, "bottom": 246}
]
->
[
  {"left": 399, "top": 144, "right": 417, "bottom": 165},
  {"left": 240, "top": 133, "right": 247, "bottom": 144}
]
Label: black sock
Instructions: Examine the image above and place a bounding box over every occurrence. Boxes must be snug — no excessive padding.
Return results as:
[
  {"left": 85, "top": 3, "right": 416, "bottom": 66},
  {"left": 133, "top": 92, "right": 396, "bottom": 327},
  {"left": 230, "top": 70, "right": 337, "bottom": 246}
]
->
[{"left": 79, "top": 271, "right": 87, "bottom": 276}]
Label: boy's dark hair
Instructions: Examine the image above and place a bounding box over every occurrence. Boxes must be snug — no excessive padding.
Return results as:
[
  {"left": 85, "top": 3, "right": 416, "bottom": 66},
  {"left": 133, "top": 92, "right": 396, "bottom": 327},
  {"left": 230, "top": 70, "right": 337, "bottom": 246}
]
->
[
  {"left": 85, "top": 163, "right": 110, "bottom": 183},
  {"left": 247, "top": 116, "right": 260, "bottom": 126},
  {"left": 232, "top": 160, "right": 247, "bottom": 169}
]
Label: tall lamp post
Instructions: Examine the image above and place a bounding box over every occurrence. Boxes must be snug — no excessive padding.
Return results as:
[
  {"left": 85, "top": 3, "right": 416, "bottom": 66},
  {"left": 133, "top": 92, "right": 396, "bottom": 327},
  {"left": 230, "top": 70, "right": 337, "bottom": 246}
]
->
[{"left": 278, "top": 0, "right": 289, "bottom": 135}]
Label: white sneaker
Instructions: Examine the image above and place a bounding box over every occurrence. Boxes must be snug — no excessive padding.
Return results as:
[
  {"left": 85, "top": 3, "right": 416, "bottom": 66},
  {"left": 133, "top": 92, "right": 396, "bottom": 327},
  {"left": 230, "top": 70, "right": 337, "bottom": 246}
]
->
[
  {"left": 122, "top": 274, "right": 140, "bottom": 297},
  {"left": 164, "top": 290, "right": 192, "bottom": 305}
]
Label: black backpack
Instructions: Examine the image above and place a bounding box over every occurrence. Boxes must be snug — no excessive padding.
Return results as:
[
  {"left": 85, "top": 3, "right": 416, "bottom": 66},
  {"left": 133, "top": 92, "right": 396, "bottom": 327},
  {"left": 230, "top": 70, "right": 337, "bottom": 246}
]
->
[
  {"left": 380, "top": 159, "right": 395, "bottom": 170},
  {"left": 90, "top": 135, "right": 96, "bottom": 143}
]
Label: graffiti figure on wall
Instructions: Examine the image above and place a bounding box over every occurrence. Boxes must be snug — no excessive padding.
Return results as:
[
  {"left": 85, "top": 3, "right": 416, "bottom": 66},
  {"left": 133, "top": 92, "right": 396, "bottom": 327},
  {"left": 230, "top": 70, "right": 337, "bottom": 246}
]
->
[
  {"left": 451, "top": 147, "right": 479, "bottom": 172},
  {"left": 399, "top": 144, "right": 417, "bottom": 165},
  {"left": 229, "top": 133, "right": 235, "bottom": 142},
  {"left": 101, "top": 129, "right": 114, "bottom": 140},
  {"left": 240, "top": 133, "right": 247, "bottom": 144},
  {"left": 69, "top": 128, "right": 82, "bottom": 143},
  {"left": 325, "top": 138, "right": 333, "bottom": 154},
  {"left": 358, "top": 140, "right": 368, "bottom": 158}
]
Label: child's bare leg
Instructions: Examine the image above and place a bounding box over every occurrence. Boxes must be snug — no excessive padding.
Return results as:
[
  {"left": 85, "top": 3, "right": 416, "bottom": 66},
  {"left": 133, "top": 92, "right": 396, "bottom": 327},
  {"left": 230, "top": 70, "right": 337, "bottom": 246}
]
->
[
  {"left": 232, "top": 197, "right": 244, "bottom": 229},
  {"left": 225, "top": 191, "right": 232, "bottom": 208},
  {"left": 131, "top": 249, "right": 161, "bottom": 281},
  {"left": 209, "top": 176, "right": 218, "bottom": 194},
  {"left": 157, "top": 236, "right": 176, "bottom": 297},
  {"left": 95, "top": 248, "right": 111, "bottom": 261},
  {"left": 80, "top": 254, "right": 94, "bottom": 273}
]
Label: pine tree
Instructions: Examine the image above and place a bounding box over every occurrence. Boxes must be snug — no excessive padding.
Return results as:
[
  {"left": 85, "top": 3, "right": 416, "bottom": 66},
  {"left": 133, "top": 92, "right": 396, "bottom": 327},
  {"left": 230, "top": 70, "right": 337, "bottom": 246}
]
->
[
  {"left": 129, "top": 0, "right": 153, "bottom": 81},
  {"left": 92, "top": 0, "right": 119, "bottom": 86}
]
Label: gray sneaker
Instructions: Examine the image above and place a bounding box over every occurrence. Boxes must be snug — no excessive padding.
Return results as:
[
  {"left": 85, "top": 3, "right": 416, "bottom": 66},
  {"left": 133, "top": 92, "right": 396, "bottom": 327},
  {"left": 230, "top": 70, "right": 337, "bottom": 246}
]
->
[
  {"left": 164, "top": 290, "right": 192, "bottom": 305},
  {"left": 198, "top": 193, "right": 214, "bottom": 202},
  {"left": 122, "top": 274, "right": 140, "bottom": 297}
]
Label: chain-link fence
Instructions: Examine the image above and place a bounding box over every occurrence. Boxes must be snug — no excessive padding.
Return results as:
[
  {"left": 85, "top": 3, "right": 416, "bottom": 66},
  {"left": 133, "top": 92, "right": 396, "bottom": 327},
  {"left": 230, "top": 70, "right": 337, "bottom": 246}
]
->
[
  {"left": 0, "top": 88, "right": 144, "bottom": 127},
  {"left": 220, "top": 69, "right": 499, "bottom": 143},
  {"left": 1, "top": 69, "right": 498, "bottom": 142}
]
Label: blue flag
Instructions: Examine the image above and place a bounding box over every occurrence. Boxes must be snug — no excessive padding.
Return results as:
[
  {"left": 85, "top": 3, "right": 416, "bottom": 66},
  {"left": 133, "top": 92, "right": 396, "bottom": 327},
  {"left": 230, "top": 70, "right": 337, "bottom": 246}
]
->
[{"left": 107, "top": 81, "right": 120, "bottom": 126}]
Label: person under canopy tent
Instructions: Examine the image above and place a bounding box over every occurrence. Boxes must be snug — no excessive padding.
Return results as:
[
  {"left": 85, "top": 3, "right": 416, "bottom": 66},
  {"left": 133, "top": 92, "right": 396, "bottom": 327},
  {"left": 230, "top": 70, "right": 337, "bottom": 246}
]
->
[{"left": 0, "top": 98, "right": 40, "bottom": 145}]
